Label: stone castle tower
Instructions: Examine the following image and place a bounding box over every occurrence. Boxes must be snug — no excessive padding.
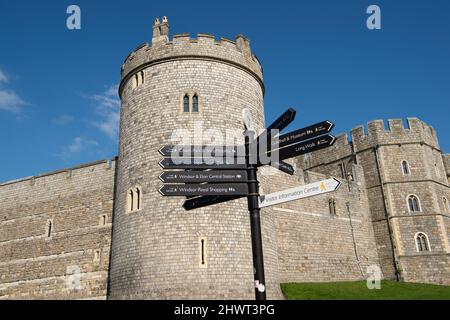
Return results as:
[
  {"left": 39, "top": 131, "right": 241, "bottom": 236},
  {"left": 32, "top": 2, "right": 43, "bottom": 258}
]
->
[
  {"left": 108, "top": 16, "right": 282, "bottom": 299},
  {"left": 298, "top": 119, "right": 450, "bottom": 284},
  {"left": 0, "top": 17, "right": 448, "bottom": 300}
]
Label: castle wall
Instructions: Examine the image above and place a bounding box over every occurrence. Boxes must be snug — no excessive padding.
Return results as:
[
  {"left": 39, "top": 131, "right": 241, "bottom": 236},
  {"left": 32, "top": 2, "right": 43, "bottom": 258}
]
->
[
  {"left": 270, "top": 164, "right": 381, "bottom": 283},
  {"left": 0, "top": 160, "right": 115, "bottom": 299},
  {"left": 298, "top": 118, "right": 450, "bottom": 285}
]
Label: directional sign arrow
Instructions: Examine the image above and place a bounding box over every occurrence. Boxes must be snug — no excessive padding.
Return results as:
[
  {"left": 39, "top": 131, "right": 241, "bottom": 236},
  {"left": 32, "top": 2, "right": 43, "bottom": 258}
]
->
[
  {"left": 159, "top": 158, "right": 247, "bottom": 170},
  {"left": 183, "top": 195, "right": 245, "bottom": 211},
  {"left": 273, "top": 134, "right": 336, "bottom": 161},
  {"left": 159, "top": 170, "right": 248, "bottom": 183},
  {"left": 259, "top": 178, "right": 341, "bottom": 208},
  {"left": 159, "top": 145, "right": 245, "bottom": 158},
  {"left": 255, "top": 108, "right": 296, "bottom": 149},
  {"left": 267, "top": 108, "right": 297, "bottom": 131},
  {"left": 273, "top": 120, "right": 334, "bottom": 149},
  {"left": 270, "top": 160, "right": 295, "bottom": 176},
  {"left": 159, "top": 183, "right": 249, "bottom": 197}
]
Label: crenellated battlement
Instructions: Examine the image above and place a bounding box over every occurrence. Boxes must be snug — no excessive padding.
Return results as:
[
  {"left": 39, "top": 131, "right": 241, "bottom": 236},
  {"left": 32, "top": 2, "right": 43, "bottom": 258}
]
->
[
  {"left": 350, "top": 118, "right": 440, "bottom": 151},
  {"left": 119, "top": 17, "right": 263, "bottom": 97}
]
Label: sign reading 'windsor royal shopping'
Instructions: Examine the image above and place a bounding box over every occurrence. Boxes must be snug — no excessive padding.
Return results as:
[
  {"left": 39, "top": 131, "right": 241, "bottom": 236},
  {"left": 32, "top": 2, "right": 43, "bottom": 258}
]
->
[{"left": 157, "top": 107, "right": 339, "bottom": 301}]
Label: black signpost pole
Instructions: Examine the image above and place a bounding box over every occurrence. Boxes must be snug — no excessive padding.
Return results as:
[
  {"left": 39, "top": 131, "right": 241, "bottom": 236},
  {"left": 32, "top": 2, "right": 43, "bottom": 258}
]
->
[{"left": 245, "top": 131, "right": 267, "bottom": 301}]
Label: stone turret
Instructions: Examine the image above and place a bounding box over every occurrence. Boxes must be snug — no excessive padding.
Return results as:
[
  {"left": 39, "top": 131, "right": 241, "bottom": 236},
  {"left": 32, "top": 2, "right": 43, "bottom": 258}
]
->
[
  {"left": 298, "top": 117, "right": 450, "bottom": 285},
  {"left": 109, "top": 17, "right": 281, "bottom": 299}
]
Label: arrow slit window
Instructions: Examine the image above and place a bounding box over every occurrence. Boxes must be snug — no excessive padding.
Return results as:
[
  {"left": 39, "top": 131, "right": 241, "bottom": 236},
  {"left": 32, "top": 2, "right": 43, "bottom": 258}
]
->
[
  {"left": 45, "top": 219, "right": 53, "bottom": 239},
  {"left": 199, "top": 237, "right": 207, "bottom": 268}
]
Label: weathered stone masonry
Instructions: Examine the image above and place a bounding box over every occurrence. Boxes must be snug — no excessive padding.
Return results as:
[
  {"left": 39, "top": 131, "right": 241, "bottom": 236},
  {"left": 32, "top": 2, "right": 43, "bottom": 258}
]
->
[
  {"left": 0, "top": 160, "right": 115, "bottom": 299},
  {"left": 0, "top": 18, "right": 449, "bottom": 300}
]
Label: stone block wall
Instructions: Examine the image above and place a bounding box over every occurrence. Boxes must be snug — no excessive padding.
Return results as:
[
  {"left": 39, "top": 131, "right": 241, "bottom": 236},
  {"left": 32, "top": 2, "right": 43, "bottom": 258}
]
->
[
  {"left": 0, "top": 160, "right": 115, "bottom": 299},
  {"left": 269, "top": 163, "right": 381, "bottom": 283}
]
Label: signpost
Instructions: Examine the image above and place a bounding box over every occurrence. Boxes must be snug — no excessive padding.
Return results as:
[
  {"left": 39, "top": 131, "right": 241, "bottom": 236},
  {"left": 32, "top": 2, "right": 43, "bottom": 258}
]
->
[
  {"left": 158, "top": 107, "right": 337, "bottom": 301},
  {"left": 259, "top": 178, "right": 341, "bottom": 208}
]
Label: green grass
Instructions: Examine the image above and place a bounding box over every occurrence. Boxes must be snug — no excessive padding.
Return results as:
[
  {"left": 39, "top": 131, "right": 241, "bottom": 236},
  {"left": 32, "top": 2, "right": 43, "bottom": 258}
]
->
[{"left": 281, "top": 281, "right": 450, "bottom": 300}]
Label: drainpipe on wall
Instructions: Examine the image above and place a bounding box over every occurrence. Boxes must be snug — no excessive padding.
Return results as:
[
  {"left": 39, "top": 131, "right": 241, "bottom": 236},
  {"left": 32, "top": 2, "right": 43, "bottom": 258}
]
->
[
  {"left": 373, "top": 146, "right": 401, "bottom": 282},
  {"left": 345, "top": 202, "right": 365, "bottom": 277}
]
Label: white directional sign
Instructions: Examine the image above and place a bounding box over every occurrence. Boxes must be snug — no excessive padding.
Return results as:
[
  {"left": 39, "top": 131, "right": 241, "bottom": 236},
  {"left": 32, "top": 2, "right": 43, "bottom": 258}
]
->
[{"left": 258, "top": 178, "right": 341, "bottom": 208}]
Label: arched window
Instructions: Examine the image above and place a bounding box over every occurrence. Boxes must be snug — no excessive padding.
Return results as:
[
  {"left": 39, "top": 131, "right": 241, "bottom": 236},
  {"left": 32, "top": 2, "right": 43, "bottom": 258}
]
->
[
  {"left": 415, "top": 233, "right": 430, "bottom": 252},
  {"left": 183, "top": 94, "right": 190, "bottom": 113},
  {"left": 140, "top": 71, "right": 144, "bottom": 85},
  {"left": 127, "top": 187, "right": 142, "bottom": 213},
  {"left": 128, "top": 189, "right": 134, "bottom": 212},
  {"left": 407, "top": 195, "right": 421, "bottom": 213},
  {"left": 192, "top": 95, "right": 199, "bottom": 113},
  {"left": 402, "top": 160, "right": 410, "bottom": 175}
]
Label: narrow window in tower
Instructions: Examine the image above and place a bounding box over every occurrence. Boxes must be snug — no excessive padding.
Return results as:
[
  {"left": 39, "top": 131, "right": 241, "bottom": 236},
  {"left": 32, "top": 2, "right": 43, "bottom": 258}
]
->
[
  {"left": 415, "top": 232, "right": 430, "bottom": 252},
  {"left": 402, "top": 160, "right": 410, "bottom": 175},
  {"left": 199, "top": 237, "right": 207, "bottom": 267},
  {"left": 192, "top": 94, "right": 199, "bottom": 113},
  {"left": 94, "top": 249, "right": 101, "bottom": 262},
  {"left": 329, "top": 198, "right": 337, "bottom": 215},
  {"left": 46, "top": 220, "right": 53, "bottom": 238},
  {"left": 128, "top": 189, "right": 134, "bottom": 212},
  {"left": 135, "top": 187, "right": 141, "bottom": 210},
  {"left": 338, "top": 163, "right": 346, "bottom": 179},
  {"left": 99, "top": 214, "right": 107, "bottom": 226},
  {"left": 443, "top": 197, "right": 448, "bottom": 212},
  {"left": 183, "top": 94, "right": 190, "bottom": 113},
  {"left": 408, "top": 195, "right": 421, "bottom": 213},
  {"left": 140, "top": 71, "right": 144, "bottom": 85},
  {"left": 134, "top": 74, "right": 139, "bottom": 88}
]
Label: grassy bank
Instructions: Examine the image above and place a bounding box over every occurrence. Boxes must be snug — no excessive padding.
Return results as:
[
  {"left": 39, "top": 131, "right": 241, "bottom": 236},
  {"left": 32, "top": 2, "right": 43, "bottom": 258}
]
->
[{"left": 281, "top": 281, "right": 450, "bottom": 300}]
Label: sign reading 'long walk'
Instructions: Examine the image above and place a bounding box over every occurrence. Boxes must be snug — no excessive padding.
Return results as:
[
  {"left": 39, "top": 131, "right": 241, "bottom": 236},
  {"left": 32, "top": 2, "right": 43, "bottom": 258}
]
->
[{"left": 258, "top": 178, "right": 341, "bottom": 208}]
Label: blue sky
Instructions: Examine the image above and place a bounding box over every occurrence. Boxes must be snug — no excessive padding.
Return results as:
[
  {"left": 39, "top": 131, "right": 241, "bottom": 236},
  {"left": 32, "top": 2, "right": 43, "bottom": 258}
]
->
[{"left": 0, "top": 0, "right": 449, "bottom": 182}]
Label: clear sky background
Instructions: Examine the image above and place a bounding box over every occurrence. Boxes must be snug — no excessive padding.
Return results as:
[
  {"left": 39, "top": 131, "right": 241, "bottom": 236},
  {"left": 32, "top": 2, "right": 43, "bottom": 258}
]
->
[{"left": 0, "top": 0, "right": 449, "bottom": 182}]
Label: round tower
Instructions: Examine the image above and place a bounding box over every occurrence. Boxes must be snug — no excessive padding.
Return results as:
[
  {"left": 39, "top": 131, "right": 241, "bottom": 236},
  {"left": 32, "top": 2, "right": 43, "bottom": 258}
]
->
[{"left": 108, "top": 17, "right": 282, "bottom": 299}]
